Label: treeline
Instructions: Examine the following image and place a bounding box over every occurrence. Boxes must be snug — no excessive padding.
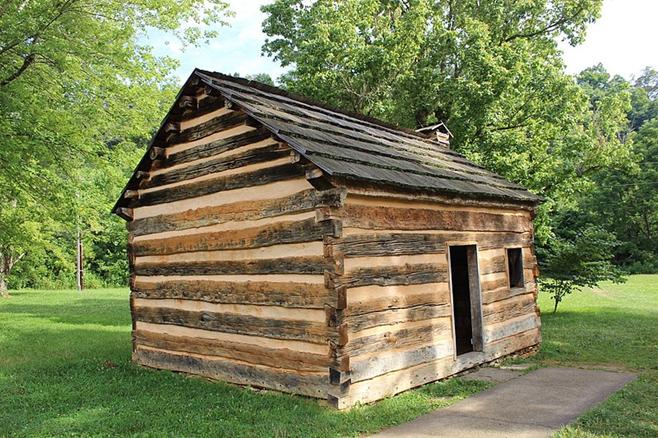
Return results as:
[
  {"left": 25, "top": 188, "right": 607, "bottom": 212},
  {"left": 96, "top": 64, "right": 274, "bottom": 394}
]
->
[{"left": 1, "top": 0, "right": 656, "bottom": 293}]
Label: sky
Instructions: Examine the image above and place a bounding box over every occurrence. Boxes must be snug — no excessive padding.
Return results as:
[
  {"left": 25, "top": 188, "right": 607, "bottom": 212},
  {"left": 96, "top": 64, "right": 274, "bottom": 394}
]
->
[{"left": 146, "top": 0, "right": 658, "bottom": 84}]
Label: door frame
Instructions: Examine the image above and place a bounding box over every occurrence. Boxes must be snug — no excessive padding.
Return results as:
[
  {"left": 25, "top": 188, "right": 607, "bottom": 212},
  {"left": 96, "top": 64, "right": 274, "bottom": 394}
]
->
[{"left": 446, "top": 242, "right": 484, "bottom": 359}]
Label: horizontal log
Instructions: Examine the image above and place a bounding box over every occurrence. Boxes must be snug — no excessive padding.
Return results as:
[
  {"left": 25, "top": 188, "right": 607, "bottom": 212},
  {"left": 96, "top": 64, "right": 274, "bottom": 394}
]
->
[
  {"left": 332, "top": 263, "right": 449, "bottom": 288},
  {"left": 482, "top": 314, "right": 540, "bottom": 344},
  {"left": 133, "top": 256, "right": 327, "bottom": 276},
  {"left": 129, "top": 188, "right": 344, "bottom": 236},
  {"left": 482, "top": 285, "right": 532, "bottom": 305},
  {"left": 482, "top": 293, "right": 537, "bottom": 325},
  {"left": 132, "top": 278, "right": 329, "bottom": 308},
  {"left": 133, "top": 217, "right": 336, "bottom": 256},
  {"left": 163, "top": 128, "right": 273, "bottom": 168},
  {"left": 134, "top": 329, "right": 328, "bottom": 372},
  {"left": 133, "top": 305, "right": 328, "bottom": 343},
  {"left": 478, "top": 254, "right": 507, "bottom": 275},
  {"left": 134, "top": 347, "right": 328, "bottom": 398},
  {"left": 337, "top": 317, "right": 452, "bottom": 358},
  {"left": 346, "top": 283, "right": 451, "bottom": 315},
  {"left": 329, "top": 232, "right": 532, "bottom": 258},
  {"left": 331, "top": 327, "right": 541, "bottom": 408},
  {"left": 343, "top": 204, "right": 532, "bottom": 233},
  {"left": 132, "top": 163, "right": 306, "bottom": 207},
  {"left": 342, "top": 303, "right": 452, "bottom": 332},
  {"left": 143, "top": 144, "right": 287, "bottom": 189},
  {"left": 167, "top": 111, "right": 248, "bottom": 145},
  {"left": 348, "top": 342, "right": 453, "bottom": 383}
]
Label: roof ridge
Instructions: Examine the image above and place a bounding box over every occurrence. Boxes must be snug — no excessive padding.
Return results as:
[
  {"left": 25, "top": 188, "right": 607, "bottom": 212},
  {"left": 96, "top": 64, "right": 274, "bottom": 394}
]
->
[{"left": 195, "top": 69, "right": 444, "bottom": 145}]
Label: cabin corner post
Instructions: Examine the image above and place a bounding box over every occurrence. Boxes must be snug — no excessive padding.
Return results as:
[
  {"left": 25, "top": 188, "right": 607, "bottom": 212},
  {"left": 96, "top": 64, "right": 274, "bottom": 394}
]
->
[
  {"left": 126, "top": 222, "right": 137, "bottom": 355},
  {"left": 315, "top": 189, "right": 352, "bottom": 409}
]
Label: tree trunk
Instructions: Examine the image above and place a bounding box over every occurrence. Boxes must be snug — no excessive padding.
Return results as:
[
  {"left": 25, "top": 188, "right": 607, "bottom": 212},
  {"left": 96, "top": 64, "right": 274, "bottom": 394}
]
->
[{"left": 0, "top": 275, "right": 8, "bottom": 298}]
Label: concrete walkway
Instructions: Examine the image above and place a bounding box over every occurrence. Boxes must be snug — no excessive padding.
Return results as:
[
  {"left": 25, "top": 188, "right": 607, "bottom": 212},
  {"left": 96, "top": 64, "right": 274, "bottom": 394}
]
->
[{"left": 372, "top": 367, "right": 635, "bottom": 438}]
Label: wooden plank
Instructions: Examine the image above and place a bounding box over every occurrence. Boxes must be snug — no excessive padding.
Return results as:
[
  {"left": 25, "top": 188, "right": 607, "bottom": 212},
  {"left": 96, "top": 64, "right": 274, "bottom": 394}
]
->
[
  {"left": 133, "top": 306, "right": 328, "bottom": 343},
  {"left": 132, "top": 178, "right": 313, "bottom": 220},
  {"left": 162, "top": 128, "right": 272, "bottom": 168},
  {"left": 330, "top": 232, "right": 532, "bottom": 258},
  {"left": 333, "top": 263, "right": 449, "bottom": 288},
  {"left": 134, "top": 347, "right": 328, "bottom": 398},
  {"left": 134, "top": 329, "right": 329, "bottom": 372},
  {"left": 346, "top": 283, "right": 451, "bottom": 315},
  {"left": 482, "top": 293, "right": 537, "bottom": 325},
  {"left": 143, "top": 144, "right": 289, "bottom": 189},
  {"left": 348, "top": 342, "right": 453, "bottom": 383},
  {"left": 482, "top": 314, "right": 540, "bottom": 344},
  {"left": 482, "top": 285, "right": 532, "bottom": 305},
  {"left": 343, "top": 205, "right": 532, "bottom": 233},
  {"left": 343, "top": 304, "right": 452, "bottom": 332},
  {"left": 131, "top": 163, "right": 306, "bottom": 207},
  {"left": 133, "top": 256, "right": 327, "bottom": 276},
  {"left": 337, "top": 317, "right": 452, "bottom": 357},
  {"left": 132, "top": 278, "right": 329, "bottom": 308},
  {"left": 166, "top": 111, "right": 248, "bottom": 145},
  {"left": 129, "top": 188, "right": 343, "bottom": 237},
  {"left": 331, "top": 328, "right": 541, "bottom": 408},
  {"left": 133, "top": 217, "right": 335, "bottom": 256},
  {"left": 135, "top": 321, "right": 327, "bottom": 355}
]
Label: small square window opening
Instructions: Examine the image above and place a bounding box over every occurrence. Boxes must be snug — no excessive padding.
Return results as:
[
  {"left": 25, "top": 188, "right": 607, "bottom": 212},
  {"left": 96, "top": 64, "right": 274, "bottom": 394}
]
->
[{"left": 507, "top": 248, "right": 524, "bottom": 288}]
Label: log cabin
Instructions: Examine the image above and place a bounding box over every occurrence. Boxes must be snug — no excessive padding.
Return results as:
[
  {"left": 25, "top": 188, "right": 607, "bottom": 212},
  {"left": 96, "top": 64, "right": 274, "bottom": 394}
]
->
[{"left": 112, "top": 69, "right": 542, "bottom": 409}]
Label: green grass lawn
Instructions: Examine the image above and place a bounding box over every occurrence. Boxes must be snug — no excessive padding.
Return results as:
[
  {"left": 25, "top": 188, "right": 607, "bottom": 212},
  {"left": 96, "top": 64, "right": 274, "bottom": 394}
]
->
[
  {"left": 1, "top": 275, "right": 656, "bottom": 437},
  {"left": 526, "top": 274, "right": 658, "bottom": 437},
  {"left": 0, "top": 288, "right": 490, "bottom": 437}
]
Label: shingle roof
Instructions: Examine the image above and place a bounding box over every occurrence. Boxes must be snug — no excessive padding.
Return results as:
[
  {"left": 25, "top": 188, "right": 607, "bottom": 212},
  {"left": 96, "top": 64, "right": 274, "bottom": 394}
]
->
[{"left": 195, "top": 70, "right": 539, "bottom": 205}]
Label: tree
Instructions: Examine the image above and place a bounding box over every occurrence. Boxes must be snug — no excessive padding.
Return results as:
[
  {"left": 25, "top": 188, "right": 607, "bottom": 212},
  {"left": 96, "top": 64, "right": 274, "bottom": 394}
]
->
[
  {"left": 538, "top": 227, "right": 624, "bottom": 313},
  {"left": 261, "top": 1, "right": 631, "bottom": 243},
  {"left": 0, "top": 0, "right": 231, "bottom": 293}
]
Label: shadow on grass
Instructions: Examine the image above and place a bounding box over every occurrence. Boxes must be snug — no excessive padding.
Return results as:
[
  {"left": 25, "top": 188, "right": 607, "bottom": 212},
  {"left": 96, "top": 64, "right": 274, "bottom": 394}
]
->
[
  {"left": 1, "top": 299, "right": 131, "bottom": 328},
  {"left": 535, "top": 310, "right": 658, "bottom": 371}
]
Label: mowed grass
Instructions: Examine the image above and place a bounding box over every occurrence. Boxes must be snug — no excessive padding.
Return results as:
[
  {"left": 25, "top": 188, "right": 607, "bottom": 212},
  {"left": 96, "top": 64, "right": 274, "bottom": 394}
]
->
[
  {"left": 521, "top": 274, "right": 658, "bottom": 437},
  {"left": 0, "top": 288, "right": 490, "bottom": 437},
  {"left": 1, "top": 276, "right": 656, "bottom": 437}
]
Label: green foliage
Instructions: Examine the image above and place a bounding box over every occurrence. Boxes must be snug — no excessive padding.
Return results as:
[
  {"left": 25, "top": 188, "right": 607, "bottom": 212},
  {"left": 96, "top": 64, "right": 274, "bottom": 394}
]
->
[
  {"left": 537, "top": 227, "right": 624, "bottom": 312},
  {"left": 261, "top": 0, "right": 632, "bottom": 244},
  {"left": 0, "top": 0, "right": 231, "bottom": 290}
]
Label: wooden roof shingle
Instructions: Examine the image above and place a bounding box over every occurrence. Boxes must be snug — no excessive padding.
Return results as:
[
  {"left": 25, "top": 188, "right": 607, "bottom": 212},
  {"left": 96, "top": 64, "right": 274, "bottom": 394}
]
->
[{"left": 195, "top": 70, "right": 539, "bottom": 205}]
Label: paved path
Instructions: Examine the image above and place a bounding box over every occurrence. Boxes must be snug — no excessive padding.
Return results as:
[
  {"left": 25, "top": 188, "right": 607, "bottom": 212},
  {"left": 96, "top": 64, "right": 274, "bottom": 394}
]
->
[{"left": 372, "top": 367, "right": 635, "bottom": 438}]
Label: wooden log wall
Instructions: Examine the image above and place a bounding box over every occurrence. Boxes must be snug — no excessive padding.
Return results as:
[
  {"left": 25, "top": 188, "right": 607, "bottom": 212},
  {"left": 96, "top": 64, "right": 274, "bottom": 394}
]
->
[
  {"left": 325, "top": 194, "right": 541, "bottom": 408},
  {"left": 124, "top": 89, "right": 344, "bottom": 398}
]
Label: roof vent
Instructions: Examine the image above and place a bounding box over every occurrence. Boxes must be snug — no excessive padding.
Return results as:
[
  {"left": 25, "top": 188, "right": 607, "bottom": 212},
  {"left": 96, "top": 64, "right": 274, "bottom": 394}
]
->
[{"left": 416, "top": 122, "right": 453, "bottom": 147}]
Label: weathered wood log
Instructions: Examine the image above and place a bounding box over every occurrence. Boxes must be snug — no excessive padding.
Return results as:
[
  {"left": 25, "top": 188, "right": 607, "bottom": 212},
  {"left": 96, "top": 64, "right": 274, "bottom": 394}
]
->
[
  {"left": 478, "top": 254, "right": 507, "bottom": 275},
  {"left": 143, "top": 144, "right": 287, "bottom": 189},
  {"left": 131, "top": 163, "right": 305, "bottom": 207},
  {"left": 343, "top": 204, "right": 532, "bottom": 233},
  {"left": 347, "top": 342, "right": 453, "bottom": 383},
  {"left": 133, "top": 256, "right": 328, "bottom": 276},
  {"left": 336, "top": 317, "right": 452, "bottom": 357},
  {"left": 134, "top": 330, "right": 328, "bottom": 372},
  {"left": 331, "top": 263, "right": 449, "bottom": 288},
  {"left": 149, "top": 147, "right": 165, "bottom": 160},
  {"left": 342, "top": 303, "right": 452, "bottom": 332},
  {"left": 329, "top": 232, "right": 532, "bottom": 258},
  {"left": 129, "top": 188, "right": 344, "bottom": 236},
  {"left": 482, "top": 285, "right": 531, "bottom": 305},
  {"left": 346, "top": 284, "right": 451, "bottom": 315},
  {"left": 132, "top": 278, "right": 328, "bottom": 309},
  {"left": 133, "top": 217, "right": 336, "bottom": 256},
  {"left": 133, "top": 306, "right": 328, "bottom": 343},
  {"left": 330, "top": 327, "right": 541, "bottom": 408},
  {"left": 482, "top": 293, "right": 536, "bottom": 325},
  {"left": 166, "top": 112, "right": 248, "bottom": 145},
  {"left": 482, "top": 314, "right": 540, "bottom": 344},
  {"left": 134, "top": 347, "right": 328, "bottom": 398},
  {"left": 162, "top": 128, "right": 272, "bottom": 168}
]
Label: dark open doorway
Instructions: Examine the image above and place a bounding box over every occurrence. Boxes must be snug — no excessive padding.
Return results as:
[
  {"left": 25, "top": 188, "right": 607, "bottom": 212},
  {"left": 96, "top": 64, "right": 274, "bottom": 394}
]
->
[{"left": 449, "top": 245, "right": 483, "bottom": 356}]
